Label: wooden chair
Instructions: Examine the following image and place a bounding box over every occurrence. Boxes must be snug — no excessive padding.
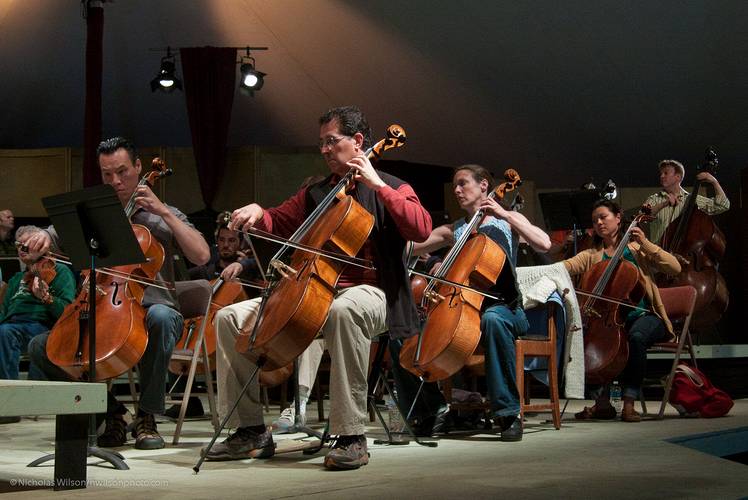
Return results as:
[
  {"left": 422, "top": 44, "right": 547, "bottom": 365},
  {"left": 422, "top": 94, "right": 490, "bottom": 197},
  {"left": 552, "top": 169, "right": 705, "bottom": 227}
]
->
[
  {"left": 446, "top": 298, "right": 563, "bottom": 430},
  {"left": 516, "top": 301, "right": 561, "bottom": 429},
  {"left": 640, "top": 285, "right": 698, "bottom": 419}
]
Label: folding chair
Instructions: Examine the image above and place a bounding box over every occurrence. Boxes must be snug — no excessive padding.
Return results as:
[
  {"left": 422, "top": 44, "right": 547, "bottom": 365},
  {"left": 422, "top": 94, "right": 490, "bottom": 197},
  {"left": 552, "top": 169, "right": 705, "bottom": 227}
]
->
[
  {"left": 167, "top": 280, "right": 219, "bottom": 444},
  {"left": 640, "top": 285, "right": 698, "bottom": 419}
]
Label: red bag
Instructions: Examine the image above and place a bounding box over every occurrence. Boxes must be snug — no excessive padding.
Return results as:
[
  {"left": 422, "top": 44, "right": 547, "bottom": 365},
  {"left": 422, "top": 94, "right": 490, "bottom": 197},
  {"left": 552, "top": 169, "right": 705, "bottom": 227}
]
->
[{"left": 669, "top": 364, "right": 733, "bottom": 418}]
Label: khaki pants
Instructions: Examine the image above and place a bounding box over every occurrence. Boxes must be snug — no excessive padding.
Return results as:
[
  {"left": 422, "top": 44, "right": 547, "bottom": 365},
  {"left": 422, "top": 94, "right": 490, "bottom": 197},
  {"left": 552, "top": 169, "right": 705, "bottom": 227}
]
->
[
  {"left": 298, "top": 338, "right": 325, "bottom": 396},
  {"left": 215, "top": 285, "right": 387, "bottom": 435}
]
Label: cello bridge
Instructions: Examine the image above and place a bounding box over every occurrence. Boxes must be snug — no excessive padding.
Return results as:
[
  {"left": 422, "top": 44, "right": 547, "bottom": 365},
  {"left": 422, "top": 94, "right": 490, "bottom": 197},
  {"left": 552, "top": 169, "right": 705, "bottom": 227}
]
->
[
  {"left": 583, "top": 307, "right": 601, "bottom": 319},
  {"left": 674, "top": 253, "right": 691, "bottom": 266},
  {"left": 270, "top": 259, "right": 297, "bottom": 279},
  {"left": 424, "top": 290, "right": 445, "bottom": 304}
]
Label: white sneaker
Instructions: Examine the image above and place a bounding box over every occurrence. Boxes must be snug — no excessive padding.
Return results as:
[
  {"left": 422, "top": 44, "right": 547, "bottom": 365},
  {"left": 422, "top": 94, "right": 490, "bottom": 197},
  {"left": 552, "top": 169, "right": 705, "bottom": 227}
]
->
[{"left": 272, "top": 403, "right": 306, "bottom": 433}]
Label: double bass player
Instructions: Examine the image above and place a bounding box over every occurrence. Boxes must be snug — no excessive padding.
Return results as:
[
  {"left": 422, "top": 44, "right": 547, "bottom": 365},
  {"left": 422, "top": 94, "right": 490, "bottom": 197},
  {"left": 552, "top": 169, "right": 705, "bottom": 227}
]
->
[{"left": 644, "top": 159, "right": 729, "bottom": 246}]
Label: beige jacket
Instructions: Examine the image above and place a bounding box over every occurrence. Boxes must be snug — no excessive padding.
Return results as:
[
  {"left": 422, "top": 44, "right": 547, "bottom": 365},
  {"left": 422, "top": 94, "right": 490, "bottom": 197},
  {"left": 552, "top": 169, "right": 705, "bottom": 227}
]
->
[{"left": 563, "top": 239, "right": 681, "bottom": 338}]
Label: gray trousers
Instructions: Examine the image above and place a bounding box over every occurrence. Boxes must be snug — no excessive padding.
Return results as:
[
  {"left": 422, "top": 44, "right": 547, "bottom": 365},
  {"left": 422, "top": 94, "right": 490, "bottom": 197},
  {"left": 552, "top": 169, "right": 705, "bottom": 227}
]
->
[{"left": 215, "top": 285, "right": 387, "bottom": 435}]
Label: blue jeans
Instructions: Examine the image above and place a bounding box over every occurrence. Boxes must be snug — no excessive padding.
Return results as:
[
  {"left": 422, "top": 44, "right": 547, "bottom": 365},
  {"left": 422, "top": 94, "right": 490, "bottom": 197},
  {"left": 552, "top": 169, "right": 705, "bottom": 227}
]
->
[
  {"left": 481, "top": 304, "right": 529, "bottom": 418},
  {"left": 0, "top": 320, "right": 49, "bottom": 380},
  {"left": 28, "top": 304, "right": 183, "bottom": 415}
]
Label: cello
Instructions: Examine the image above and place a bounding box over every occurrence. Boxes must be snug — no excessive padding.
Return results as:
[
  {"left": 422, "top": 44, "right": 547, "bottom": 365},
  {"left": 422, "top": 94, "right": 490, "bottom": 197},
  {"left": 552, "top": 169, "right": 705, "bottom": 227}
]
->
[
  {"left": 657, "top": 149, "right": 728, "bottom": 325},
  {"left": 400, "top": 169, "right": 522, "bottom": 383},
  {"left": 235, "top": 125, "right": 407, "bottom": 371},
  {"left": 46, "top": 158, "right": 171, "bottom": 381},
  {"left": 576, "top": 212, "right": 652, "bottom": 384}
]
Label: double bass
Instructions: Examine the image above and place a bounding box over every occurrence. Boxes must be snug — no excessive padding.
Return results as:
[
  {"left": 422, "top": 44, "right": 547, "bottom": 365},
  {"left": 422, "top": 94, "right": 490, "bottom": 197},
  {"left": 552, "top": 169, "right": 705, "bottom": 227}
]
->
[
  {"left": 577, "top": 212, "right": 651, "bottom": 384},
  {"left": 657, "top": 149, "right": 728, "bottom": 325},
  {"left": 400, "top": 169, "right": 522, "bottom": 382},
  {"left": 46, "top": 158, "right": 172, "bottom": 381},
  {"left": 234, "top": 125, "right": 406, "bottom": 372}
]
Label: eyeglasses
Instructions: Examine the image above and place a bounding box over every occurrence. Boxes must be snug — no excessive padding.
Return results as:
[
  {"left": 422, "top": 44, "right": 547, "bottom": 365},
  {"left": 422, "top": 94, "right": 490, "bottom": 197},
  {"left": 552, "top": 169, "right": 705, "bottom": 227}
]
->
[{"left": 318, "top": 135, "right": 349, "bottom": 151}]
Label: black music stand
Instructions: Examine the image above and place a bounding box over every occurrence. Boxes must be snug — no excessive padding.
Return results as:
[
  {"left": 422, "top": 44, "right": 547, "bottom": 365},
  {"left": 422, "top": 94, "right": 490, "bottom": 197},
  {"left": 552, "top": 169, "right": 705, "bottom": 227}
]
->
[
  {"left": 28, "top": 184, "right": 146, "bottom": 475},
  {"left": 539, "top": 190, "right": 598, "bottom": 255}
]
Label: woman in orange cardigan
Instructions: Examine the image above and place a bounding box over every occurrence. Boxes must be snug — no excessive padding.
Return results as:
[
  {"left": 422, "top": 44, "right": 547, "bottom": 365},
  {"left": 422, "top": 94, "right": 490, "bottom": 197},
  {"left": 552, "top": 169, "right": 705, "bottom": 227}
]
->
[{"left": 563, "top": 199, "right": 681, "bottom": 422}]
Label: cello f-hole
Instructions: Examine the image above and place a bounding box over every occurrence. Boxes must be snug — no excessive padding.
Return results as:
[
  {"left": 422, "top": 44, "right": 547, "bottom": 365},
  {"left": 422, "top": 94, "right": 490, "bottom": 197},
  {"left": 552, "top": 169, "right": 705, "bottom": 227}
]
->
[{"left": 110, "top": 281, "right": 122, "bottom": 306}]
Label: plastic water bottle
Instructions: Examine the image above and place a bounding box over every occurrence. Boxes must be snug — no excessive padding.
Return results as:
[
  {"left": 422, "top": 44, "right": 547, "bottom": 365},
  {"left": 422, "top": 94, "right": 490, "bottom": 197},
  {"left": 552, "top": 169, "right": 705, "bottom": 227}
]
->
[
  {"left": 611, "top": 381, "right": 622, "bottom": 413},
  {"left": 385, "top": 390, "right": 404, "bottom": 435}
]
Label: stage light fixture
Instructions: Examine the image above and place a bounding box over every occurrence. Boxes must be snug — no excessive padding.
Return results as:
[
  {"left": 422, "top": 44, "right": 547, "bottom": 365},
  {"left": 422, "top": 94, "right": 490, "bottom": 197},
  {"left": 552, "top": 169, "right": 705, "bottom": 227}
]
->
[
  {"left": 239, "top": 48, "right": 266, "bottom": 96},
  {"left": 150, "top": 47, "right": 182, "bottom": 93}
]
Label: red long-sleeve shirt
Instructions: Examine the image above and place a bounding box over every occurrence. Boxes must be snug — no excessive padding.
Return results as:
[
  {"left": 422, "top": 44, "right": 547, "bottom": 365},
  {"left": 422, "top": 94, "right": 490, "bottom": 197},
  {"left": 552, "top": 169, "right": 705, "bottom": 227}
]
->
[{"left": 256, "top": 183, "right": 431, "bottom": 287}]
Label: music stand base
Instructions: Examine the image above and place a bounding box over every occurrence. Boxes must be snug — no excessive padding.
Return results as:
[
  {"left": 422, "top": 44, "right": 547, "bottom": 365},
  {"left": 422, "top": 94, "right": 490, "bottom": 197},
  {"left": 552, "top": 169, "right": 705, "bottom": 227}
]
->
[{"left": 28, "top": 447, "right": 128, "bottom": 470}]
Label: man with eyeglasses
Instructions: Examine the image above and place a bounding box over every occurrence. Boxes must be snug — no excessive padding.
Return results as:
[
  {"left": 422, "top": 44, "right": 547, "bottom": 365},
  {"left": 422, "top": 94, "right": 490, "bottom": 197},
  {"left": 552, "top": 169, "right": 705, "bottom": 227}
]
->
[
  {"left": 204, "top": 106, "right": 432, "bottom": 470},
  {"left": 0, "top": 226, "right": 75, "bottom": 416}
]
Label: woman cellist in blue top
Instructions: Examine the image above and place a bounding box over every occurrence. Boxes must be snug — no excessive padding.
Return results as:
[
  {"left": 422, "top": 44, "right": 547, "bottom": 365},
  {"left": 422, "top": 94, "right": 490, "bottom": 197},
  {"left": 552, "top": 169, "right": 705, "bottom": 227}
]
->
[{"left": 408, "top": 164, "right": 551, "bottom": 441}]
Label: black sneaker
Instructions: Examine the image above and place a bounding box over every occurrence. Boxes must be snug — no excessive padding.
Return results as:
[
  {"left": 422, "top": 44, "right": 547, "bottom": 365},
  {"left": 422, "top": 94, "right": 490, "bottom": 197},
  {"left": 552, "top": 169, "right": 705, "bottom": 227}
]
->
[
  {"left": 410, "top": 406, "right": 452, "bottom": 437},
  {"left": 494, "top": 414, "right": 516, "bottom": 432},
  {"left": 431, "top": 406, "right": 452, "bottom": 435},
  {"left": 132, "top": 413, "right": 165, "bottom": 450},
  {"left": 324, "top": 435, "right": 369, "bottom": 470},
  {"left": 202, "top": 427, "right": 275, "bottom": 461},
  {"left": 98, "top": 413, "right": 128, "bottom": 447},
  {"left": 0, "top": 416, "right": 21, "bottom": 424},
  {"left": 500, "top": 417, "right": 523, "bottom": 442},
  {"left": 164, "top": 397, "right": 205, "bottom": 420}
]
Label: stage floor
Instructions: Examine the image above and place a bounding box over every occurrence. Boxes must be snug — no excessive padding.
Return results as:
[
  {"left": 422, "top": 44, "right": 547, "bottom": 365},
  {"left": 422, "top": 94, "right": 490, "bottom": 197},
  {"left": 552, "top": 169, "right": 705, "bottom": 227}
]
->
[{"left": 1, "top": 398, "right": 747, "bottom": 499}]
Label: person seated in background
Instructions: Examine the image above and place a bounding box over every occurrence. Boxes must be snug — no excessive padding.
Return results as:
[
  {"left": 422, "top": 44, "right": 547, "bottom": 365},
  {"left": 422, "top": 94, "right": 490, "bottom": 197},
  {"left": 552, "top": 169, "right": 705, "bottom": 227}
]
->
[
  {"left": 0, "top": 209, "right": 18, "bottom": 283},
  {"left": 0, "top": 226, "right": 75, "bottom": 424},
  {"left": 0, "top": 209, "right": 15, "bottom": 255},
  {"left": 165, "top": 216, "right": 261, "bottom": 420},
  {"left": 270, "top": 338, "right": 325, "bottom": 432},
  {"left": 188, "top": 214, "right": 259, "bottom": 284}
]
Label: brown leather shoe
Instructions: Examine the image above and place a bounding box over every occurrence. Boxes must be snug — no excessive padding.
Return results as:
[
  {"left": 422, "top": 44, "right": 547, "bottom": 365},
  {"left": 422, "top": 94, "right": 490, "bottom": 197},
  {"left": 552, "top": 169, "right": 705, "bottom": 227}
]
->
[
  {"left": 575, "top": 404, "right": 617, "bottom": 420},
  {"left": 621, "top": 405, "right": 641, "bottom": 422}
]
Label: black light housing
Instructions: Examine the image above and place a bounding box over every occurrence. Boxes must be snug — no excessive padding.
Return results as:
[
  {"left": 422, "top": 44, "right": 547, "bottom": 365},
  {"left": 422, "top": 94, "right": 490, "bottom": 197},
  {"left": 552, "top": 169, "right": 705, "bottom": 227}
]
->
[
  {"left": 239, "top": 52, "right": 266, "bottom": 96},
  {"left": 150, "top": 48, "right": 182, "bottom": 93}
]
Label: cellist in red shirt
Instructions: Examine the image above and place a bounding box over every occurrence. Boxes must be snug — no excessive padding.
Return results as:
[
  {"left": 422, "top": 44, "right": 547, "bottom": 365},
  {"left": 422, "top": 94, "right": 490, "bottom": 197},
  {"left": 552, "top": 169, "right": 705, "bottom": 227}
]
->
[{"left": 203, "top": 106, "right": 431, "bottom": 470}]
